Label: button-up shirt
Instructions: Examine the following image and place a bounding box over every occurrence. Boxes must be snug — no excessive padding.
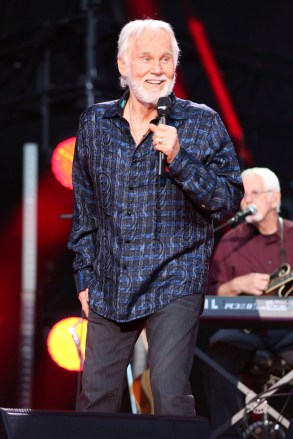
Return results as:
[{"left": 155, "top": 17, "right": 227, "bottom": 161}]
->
[
  {"left": 207, "top": 218, "right": 293, "bottom": 295},
  {"left": 68, "top": 92, "right": 243, "bottom": 322}
]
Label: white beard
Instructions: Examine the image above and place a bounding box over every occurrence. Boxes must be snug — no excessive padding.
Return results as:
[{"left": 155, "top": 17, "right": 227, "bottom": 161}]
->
[
  {"left": 125, "top": 68, "right": 176, "bottom": 106},
  {"left": 245, "top": 212, "right": 264, "bottom": 223}
]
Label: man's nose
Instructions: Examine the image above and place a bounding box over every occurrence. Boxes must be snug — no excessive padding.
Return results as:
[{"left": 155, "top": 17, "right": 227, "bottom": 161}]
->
[
  {"left": 150, "top": 60, "right": 162, "bottom": 74},
  {"left": 243, "top": 193, "right": 252, "bottom": 203},
  {"left": 241, "top": 194, "right": 251, "bottom": 208}
]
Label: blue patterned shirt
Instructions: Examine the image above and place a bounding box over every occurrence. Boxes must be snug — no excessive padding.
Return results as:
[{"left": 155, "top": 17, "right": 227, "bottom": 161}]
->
[{"left": 68, "top": 92, "right": 244, "bottom": 322}]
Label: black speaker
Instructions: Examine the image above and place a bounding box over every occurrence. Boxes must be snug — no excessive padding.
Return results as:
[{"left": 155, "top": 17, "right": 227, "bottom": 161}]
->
[{"left": 0, "top": 408, "right": 211, "bottom": 439}]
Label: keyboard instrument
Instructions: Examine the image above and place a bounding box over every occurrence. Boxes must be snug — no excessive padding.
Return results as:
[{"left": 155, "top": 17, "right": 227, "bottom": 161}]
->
[{"left": 201, "top": 295, "right": 293, "bottom": 327}]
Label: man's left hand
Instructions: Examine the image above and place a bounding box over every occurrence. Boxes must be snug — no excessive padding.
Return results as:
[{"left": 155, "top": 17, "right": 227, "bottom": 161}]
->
[{"left": 149, "top": 123, "right": 180, "bottom": 164}]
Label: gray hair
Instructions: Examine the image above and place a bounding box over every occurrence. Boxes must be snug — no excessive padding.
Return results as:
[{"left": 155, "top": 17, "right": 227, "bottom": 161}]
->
[
  {"left": 117, "top": 19, "right": 180, "bottom": 89},
  {"left": 242, "top": 167, "right": 281, "bottom": 211},
  {"left": 241, "top": 167, "right": 280, "bottom": 191}
]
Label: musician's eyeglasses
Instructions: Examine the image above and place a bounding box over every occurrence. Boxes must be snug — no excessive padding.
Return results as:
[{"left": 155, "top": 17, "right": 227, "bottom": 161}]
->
[{"left": 243, "top": 190, "right": 272, "bottom": 200}]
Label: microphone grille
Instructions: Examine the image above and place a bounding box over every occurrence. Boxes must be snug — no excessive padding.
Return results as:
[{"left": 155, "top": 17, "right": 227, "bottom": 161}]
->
[
  {"left": 248, "top": 204, "right": 257, "bottom": 215},
  {"left": 157, "top": 96, "right": 172, "bottom": 115}
]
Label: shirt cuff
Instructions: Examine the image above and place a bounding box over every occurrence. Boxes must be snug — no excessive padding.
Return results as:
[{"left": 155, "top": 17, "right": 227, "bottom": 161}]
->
[{"left": 74, "top": 268, "right": 94, "bottom": 294}]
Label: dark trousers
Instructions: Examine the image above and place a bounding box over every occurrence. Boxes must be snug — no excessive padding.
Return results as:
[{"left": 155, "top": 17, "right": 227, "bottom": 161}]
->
[
  {"left": 77, "top": 294, "right": 204, "bottom": 416},
  {"left": 203, "top": 328, "right": 293, "bottom": 438}
]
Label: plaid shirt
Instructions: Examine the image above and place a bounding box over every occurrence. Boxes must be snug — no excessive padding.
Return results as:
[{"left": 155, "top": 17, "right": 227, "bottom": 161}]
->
[{"left": 68, "top": 92, "right": 243, "bottom": 322}]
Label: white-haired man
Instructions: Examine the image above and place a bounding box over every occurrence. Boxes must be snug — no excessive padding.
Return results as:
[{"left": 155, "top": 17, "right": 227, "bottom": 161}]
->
[
  {"left": 68, "top": 18, "right": 243, "bottom": 415},
  {"left": 204, "top": 167, "right": 293, "bottom": 438}
]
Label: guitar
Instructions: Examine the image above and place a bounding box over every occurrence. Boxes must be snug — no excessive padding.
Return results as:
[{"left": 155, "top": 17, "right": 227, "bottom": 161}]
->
[
  {"left": 131, "top": 368, "right": 154, "bottom": 414},
  {"left": 264, "top": 263, "right": 293, "bottom": 297},
  {"left": 130, "top": 330, "right": 154, "bottom": 415}
]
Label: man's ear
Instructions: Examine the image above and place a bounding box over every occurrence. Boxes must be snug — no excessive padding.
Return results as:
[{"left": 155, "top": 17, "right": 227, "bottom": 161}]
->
[
  {"left": 117, "top": 57, "right": 126, "bottom": 76},
  {"left": 271, "top": 190, "right": 281, "bottom": 209}
]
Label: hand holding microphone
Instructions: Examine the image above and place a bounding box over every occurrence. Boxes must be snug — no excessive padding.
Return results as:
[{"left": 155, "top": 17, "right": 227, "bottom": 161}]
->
[
  {"left": 149, "top": 96, "right": 180, "bottom": 175},
  {"left": 156, "top": 97, "right": 171, "bottom": 175}
]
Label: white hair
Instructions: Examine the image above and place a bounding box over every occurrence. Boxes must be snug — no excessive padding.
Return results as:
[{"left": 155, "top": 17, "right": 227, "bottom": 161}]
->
[
  {"left": 241, "top": 167, "right": 280, "bottom": 191},
  {"left": 242, "top": 167, "right": 281, "bottom": 211},
  {"left": 117, "top": 19, "right": 180, "bottom": 89}
]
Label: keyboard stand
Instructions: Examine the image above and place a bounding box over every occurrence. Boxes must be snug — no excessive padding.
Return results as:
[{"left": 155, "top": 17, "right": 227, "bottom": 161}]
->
[{"left": 194, "top": 347, "right": 292, "bottom": 437}]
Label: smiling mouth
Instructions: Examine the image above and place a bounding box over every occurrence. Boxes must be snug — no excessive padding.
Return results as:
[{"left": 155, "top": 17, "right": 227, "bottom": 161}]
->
[{"left": 145, "top": 80, "right": 165, "bottom": 85}]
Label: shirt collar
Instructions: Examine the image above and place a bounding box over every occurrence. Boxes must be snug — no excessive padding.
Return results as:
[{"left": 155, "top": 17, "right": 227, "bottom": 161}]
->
[
  {"left": 249, "top": 216, "right": 282, "bottom": 242},
  {"left": 102, "top": 90, "right": 186, "bottom": 121}
]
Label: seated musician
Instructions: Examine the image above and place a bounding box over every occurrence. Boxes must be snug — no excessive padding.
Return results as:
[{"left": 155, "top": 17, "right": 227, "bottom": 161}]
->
[{"left": 203, "top": 167, "right": 293, "bottom": 438}]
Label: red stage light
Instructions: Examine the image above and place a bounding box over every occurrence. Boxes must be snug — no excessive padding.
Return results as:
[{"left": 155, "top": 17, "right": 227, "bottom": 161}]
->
[
  {"left": 51, "top": 137, "right": 76, "bottom": 190},
  {"left": 47, "top": 317, "right": 87, "bottom": 371}
]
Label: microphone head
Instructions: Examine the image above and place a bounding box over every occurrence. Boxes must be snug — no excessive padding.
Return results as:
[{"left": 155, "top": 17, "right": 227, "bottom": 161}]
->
[
  {"left": 157, "top": 96, "right": 172, "bottom": 116},
  {"left": 247, "top": 204, "right": 257, "bottom": 215}
]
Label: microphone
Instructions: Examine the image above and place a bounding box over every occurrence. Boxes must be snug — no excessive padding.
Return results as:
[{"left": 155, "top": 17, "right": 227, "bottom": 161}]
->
[
  {"left": 227, "top": 204, "right": 257, "bottom": 226},
  {"left": 213, "top": 204, "right": 257, "bottom": 232},
  {"left": 157, "top": 96, "right": 172, "bottom": 175}
]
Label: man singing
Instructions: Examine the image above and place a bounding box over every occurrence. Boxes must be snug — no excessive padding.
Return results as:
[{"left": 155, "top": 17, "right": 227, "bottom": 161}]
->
[{"left": 68, "top": 18, "right": 243, "bottom": 415}]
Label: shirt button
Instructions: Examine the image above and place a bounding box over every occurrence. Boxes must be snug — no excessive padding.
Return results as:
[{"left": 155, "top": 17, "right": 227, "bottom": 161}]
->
[{"left": 127, "top": 211, "right": 132, "bottom": 215}]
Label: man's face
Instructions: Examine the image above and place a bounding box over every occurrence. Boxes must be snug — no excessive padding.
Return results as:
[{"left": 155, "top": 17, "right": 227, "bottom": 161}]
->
[
  {"left": 240, "top": 174, "right": 280, "bottom": 223},
  {"left": 118, "top": 29, "right": 176, "bottom": 105}
]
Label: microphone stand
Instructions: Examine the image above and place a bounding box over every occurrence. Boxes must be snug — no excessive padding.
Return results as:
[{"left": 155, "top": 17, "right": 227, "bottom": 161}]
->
[
  {"left": 213, "top": 221, "right": 232, "bottom": 233},
  {"left": 214, "top": 205, "right": 257, "bottom": 232},
  {"left": 214, "top": 216, "right": 246, "bottom": 232}
]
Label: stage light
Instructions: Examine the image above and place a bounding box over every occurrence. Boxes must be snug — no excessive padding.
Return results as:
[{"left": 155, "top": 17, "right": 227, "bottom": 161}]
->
[
  {"left": 51, "top": 137, "right": 76, "bottom": 190},
  {"left": 47, "top": 317, "right": 87, "bottom": 371}
]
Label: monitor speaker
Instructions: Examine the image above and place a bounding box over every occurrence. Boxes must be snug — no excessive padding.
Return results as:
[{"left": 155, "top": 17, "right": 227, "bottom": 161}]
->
[{"left": 0, "top": 408, "right": 211, "bottom": 439}]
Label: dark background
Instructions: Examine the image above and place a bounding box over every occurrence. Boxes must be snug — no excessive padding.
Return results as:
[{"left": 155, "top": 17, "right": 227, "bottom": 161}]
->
[{"left": 0, "top": 0, "right": 292, "bottom": 412}]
